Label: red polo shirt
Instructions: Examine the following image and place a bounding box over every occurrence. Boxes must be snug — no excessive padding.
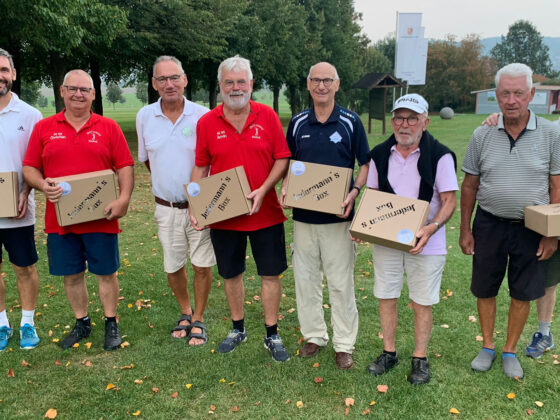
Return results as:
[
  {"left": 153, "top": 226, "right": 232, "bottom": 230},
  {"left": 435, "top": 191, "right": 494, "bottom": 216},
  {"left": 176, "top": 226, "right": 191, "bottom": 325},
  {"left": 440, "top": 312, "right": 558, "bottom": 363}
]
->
[
  {"left": 195, "top": 101, "right": 290, "bottom": 231},
  {"left": 23, "top": 111, "right": 134, "bottom": 235}
]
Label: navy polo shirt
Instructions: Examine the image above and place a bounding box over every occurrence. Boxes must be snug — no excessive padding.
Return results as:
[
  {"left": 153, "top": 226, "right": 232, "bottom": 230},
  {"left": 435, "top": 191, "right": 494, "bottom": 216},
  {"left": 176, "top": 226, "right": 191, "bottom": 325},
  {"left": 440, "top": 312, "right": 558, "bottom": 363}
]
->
[{"left": 286, "top": 103, "right": 370, "bottom": 224}]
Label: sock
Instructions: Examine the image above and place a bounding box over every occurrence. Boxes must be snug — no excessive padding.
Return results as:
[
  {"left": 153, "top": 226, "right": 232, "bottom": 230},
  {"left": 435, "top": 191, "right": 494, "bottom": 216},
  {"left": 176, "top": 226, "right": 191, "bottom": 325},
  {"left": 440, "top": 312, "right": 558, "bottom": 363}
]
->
[
  {"left": 538, "top": 320, "right": 551, "bottom": 336},
  {"left": 383, "top": 350, "right": 397, "bottom": 357},
  {"left": 413, "top": 356, "right": 427, "bottom": 361},
  {"left": 482, "top": 347, "right": 495, "bottom": 354},
  {"left": 265, "top": 323, "right": 278, "bottom": 338},
  {"left": 0, "top": 310, "right": 9, "bottom": 328},
  {"left": 77, "top": 316, "right": 91, "bottom": 326},
  {"left": 20, "top": 309, "right": 35, "bottom": 327},
  {"left": 105, "top": 316, "right": 117, "bottom": 324},
  {"left": 233, "top": 318, "right": 244, "bottom": 332},
  {"left": 502, "top": 352, "right": 516, "bottom": 359}
]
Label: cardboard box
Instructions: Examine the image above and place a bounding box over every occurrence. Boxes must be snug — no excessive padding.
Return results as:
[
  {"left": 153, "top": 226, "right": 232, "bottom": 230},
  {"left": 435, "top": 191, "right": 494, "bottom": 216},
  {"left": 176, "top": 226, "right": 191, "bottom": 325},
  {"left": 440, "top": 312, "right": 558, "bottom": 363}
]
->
[
  {"left": 53, "top": 169, "right": 118, "bottom": 226},
  {"left": 350, "top": 189, "right": 430, "bottom": 251},
  {"left": 284, "top": 160, "right": 353, "bottom": 215},
  {"left": 0, "top": 172, "right": 19, "bottom": 218},
  {"left": 525, "top": 204, "right": 560, "bottom": 237},
  {"left": 185, "top": 166, "right": 252, "bottom": 227}
]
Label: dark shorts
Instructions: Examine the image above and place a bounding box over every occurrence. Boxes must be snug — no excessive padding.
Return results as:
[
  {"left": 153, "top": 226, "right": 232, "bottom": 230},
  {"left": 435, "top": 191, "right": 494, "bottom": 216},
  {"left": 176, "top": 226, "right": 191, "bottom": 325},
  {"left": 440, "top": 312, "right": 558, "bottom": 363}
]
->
[
  {"left": 47, "top": 233, "right": 120, "bottom": 276},
  {"left": 545, "top": 248, "right": 560, "bottom": 288},
  {"left": 0, "top": 225, "right": 38, "bottom": 267},
  {"left": 471, "top": 207, "right": 546, "bottom": 301},
  {"left": 210, "top": 223, "right": 287, "bottom": 279}
]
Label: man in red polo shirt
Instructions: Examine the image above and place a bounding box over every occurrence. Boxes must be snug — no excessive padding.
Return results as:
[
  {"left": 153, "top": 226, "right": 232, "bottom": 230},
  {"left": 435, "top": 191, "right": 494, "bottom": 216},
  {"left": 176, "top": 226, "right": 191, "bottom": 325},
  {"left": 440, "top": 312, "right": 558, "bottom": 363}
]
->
[
  {"left": 23, "top": 70, "right": 134, "bottom": 351},
  {"left": 190, "top": 55, "right": 291, "bottom": 362}
]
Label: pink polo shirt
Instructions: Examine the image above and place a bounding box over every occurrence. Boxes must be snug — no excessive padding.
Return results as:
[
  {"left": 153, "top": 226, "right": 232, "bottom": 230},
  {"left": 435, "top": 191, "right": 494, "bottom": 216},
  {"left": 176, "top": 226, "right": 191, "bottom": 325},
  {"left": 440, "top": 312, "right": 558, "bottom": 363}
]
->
[{"left": 366, "top": 146, "right": 458, "bottom": 255}]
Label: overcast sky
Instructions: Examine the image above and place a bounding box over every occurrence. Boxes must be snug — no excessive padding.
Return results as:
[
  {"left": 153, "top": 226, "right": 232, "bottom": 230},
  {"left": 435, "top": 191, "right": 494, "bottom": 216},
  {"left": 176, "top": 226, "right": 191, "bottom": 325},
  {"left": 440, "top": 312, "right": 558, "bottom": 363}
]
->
[{"left": 354, "top": 0, "right": 560, "bottom": 42}]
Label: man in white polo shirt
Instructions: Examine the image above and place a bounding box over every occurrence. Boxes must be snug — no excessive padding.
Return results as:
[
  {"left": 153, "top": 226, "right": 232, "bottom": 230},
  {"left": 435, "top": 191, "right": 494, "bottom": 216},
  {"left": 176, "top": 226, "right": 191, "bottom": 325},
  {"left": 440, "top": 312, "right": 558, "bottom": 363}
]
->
[
  {"left": 365, "top": 93, "right": 458, "bottom": 384},
  {"left": 137, "top": 55, "right": 216, "bottom": 346},
  {"left": 0, "top": 48, "right": 42, "bottom": 351}
]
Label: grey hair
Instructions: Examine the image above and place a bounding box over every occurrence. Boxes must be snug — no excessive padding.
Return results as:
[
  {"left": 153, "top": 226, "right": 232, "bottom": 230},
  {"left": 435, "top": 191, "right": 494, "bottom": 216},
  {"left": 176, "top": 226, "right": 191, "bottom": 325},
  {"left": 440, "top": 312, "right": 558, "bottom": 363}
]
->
[
  {"left": 217, "top": 55, "right": 253, "bottom": 82},
  {"left": 153, "top": 55, "right": 184, "bottom": 76},
  {"left": 307, "top": 62, "right": 339, "bottom": 80},
  {"left": 62, "top": 70, "right": 94, "bottom": 88},
  {"left": 391, "top": 111, "right": 428, "bottom": 119},
  {"left": 0, "top": 48, "right": 15, "bottom": 71},
  {"left": 495, "top": 63, "right": 533, "bottom": 90}
]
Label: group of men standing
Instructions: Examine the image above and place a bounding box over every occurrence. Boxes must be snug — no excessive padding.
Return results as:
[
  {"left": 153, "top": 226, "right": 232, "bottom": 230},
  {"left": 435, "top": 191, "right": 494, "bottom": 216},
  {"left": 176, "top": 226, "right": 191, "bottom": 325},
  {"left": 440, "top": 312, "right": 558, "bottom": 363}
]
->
[{"left": 1, "top": 47, "right": 558, "bottom": 384}]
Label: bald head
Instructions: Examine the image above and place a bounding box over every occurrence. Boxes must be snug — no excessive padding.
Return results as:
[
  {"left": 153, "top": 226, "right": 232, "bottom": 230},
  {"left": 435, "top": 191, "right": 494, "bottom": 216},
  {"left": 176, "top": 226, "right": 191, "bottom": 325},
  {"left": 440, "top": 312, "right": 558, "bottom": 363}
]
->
[
  {"left": 308, "top": 62, "right": 339, "bottom": 80},
  {"left": 62, "top": 70, "right": 94, "bottom": 89}
]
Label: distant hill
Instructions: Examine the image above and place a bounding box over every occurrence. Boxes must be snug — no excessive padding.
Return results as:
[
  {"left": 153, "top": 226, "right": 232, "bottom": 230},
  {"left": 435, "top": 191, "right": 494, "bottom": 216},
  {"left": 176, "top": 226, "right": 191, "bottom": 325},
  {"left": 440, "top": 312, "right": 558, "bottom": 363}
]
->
[{"left": 481, "top": 37, "right": 560, "bottom": 71}]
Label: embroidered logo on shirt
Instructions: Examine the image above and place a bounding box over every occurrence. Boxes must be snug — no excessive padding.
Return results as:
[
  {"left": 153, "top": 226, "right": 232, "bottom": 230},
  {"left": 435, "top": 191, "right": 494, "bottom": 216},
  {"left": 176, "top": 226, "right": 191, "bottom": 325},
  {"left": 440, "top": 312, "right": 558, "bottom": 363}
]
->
[
  {"left": 250, "top": 124, "right": 263, "bottom": 140},
  {"left": 329, "top": 131, "right": 342, "bottom": 144},
  {"left": 301, "top": 134, "right": 310, "bottom": 139},
  {"left": 87, "top": 130, "right": 101, "bottom": 143},
  {"left": 217, "top": 130, "right": 227, "bottom": 140},
  {"left": 17, "top": 126, "right": 24, "bottom": 131},
  {"left": 50, "top": 132, "right": 66, "bottom": 140},
  {"left": 182, "top": 126, "right": 193, "bottom": 137}
]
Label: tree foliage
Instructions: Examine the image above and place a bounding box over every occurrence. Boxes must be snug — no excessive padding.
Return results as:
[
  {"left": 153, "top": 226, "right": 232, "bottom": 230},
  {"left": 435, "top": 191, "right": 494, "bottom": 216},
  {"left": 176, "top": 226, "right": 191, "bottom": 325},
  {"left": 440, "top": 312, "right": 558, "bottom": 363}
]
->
[
  {"left": 490, "top": 20, "right": 556, "bottom": 77},
  {"left": 135, "top": 82, "right": 148, "bottom": 105},
  {"left": 106, "top": 83, "right": 124, "bottom": 109}
]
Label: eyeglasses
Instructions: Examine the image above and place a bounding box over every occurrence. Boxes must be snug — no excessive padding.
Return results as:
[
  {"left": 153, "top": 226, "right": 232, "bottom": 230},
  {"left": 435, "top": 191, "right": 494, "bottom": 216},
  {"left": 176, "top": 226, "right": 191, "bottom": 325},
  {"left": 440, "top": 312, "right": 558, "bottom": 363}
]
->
[
  {"left": 309, "top": 78, "right": 336, "bottom": 87},
  {"left": 392, "top": 116, "right": 420, "bottom": 126},
  {"left": 153, "top": 74, "right": 184, "bottom": 84},
  {"left": 222, "top": 79, "right": 248, "bottom": 88},
  {"left": 64, "top": 85, "right": 92, "bottom": 95}
]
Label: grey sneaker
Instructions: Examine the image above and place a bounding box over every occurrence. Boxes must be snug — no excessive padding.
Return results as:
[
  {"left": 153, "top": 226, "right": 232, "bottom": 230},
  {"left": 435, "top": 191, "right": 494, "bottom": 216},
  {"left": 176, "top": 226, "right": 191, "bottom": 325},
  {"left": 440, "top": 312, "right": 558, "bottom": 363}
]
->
[
  {"left": 502, "top": 354, "right": 524, "bottom": 379},
  {"left": 218, "top": 329, "right": 247, "bottom": 353},
  {"left": 471, "top": 348, "right": 496, "bottom": 371},
  {"left": 264, "top": 334, "right": 290, "bottom": 362},
  {"left": 525, "top": 332, "right": 554, "bottom": 359}
]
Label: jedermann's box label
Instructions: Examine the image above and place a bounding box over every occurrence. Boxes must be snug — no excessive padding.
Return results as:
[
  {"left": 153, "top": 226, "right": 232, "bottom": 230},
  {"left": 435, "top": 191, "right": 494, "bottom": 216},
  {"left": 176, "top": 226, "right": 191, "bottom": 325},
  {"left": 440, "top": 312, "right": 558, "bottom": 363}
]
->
[
  {"left": 185, "top": 166, "right": 252, "bottom": 227},
  {"left": 0, "top": 172, "right": 19, "bottom": 218},
  {"left": 53, "top": 169, "right": 118, "bottom": 227},
  {"left": 525, "top": 203, "right": 560, "bottom": 237},
  {"left": 350, "top": 189, "right": 430, "bottom": 251},
  {"left": 284, "top": 160, "right": 353, "bottom": 215}
]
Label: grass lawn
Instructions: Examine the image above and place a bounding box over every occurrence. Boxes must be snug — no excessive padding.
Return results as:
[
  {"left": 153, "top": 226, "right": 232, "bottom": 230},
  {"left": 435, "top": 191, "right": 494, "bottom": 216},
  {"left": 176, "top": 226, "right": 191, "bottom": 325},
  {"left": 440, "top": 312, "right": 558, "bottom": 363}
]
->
[{"left": 0, "top": 108, "right": 559, "bottom": 419}]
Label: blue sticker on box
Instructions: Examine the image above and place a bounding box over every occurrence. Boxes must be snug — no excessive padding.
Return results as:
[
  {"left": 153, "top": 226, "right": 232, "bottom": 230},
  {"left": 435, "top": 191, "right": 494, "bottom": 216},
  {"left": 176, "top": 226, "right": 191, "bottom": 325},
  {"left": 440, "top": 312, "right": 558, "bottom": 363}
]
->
[
  {"left": 291, "top": 161, "right": 306, "bottom": 176},
  {"left": 397, "top": 229, "right": 414, "bottom": 244},
  {"left": 187, "top": 182, "right": 200, "bottom": 197},
  {"left": 58, "top": 182, "right": 72, "bottom": 197}
]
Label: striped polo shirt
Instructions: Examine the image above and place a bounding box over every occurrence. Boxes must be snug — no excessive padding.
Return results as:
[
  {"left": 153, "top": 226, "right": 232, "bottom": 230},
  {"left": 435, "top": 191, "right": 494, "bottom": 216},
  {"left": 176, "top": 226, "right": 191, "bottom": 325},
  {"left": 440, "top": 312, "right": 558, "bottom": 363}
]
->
[{"left": 462, "top": 111, "right": 560, "bottom": 219}]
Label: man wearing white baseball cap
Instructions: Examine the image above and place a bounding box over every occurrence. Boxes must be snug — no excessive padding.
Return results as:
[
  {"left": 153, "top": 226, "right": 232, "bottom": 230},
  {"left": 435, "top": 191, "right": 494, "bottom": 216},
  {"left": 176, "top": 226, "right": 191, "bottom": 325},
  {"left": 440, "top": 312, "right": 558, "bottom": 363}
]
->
[{"left": 364, "top": 93, "right": 458, "bottom": 384}]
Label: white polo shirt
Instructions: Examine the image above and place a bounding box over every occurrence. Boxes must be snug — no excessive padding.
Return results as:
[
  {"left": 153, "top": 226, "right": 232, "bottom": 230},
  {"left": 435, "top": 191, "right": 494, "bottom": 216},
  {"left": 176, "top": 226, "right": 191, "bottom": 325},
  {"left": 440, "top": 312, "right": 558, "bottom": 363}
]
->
[
  {"left": 137, "top": 97, "right": 209, "bottom": 202},
  {"left": 0, "top": 93, "right": 42, "bottom": 228}
]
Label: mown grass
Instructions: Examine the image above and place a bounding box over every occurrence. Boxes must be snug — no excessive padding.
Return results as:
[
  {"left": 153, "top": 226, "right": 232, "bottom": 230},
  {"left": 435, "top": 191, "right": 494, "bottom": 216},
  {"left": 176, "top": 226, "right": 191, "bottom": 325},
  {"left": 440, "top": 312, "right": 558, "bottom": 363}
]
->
[{"left": 0, "top": 110, "right": 559, "bottom": 419}]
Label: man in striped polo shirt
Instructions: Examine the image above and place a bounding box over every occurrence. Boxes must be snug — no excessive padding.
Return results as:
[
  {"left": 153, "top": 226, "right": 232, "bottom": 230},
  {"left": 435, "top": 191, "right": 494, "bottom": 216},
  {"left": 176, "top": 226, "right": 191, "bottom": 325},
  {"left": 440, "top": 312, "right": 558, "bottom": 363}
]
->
[{"left": 460, "top": 63, "right": 560, "bottom": 379}]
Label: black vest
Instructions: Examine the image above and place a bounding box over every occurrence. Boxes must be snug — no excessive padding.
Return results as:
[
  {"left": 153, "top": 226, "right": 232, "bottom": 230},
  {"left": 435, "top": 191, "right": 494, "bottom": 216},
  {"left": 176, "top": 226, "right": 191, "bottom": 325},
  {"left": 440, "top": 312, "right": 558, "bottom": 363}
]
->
[{"left": 370, "top": 131, "right": 457, "bottom": 203}]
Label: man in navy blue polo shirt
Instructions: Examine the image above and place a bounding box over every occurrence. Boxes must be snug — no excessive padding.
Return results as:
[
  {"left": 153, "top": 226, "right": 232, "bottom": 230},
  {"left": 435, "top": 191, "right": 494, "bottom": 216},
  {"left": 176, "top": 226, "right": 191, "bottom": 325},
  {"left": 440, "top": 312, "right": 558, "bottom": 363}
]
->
[{"left": 281, "top": 62, "right": 369, "bottom": 369}]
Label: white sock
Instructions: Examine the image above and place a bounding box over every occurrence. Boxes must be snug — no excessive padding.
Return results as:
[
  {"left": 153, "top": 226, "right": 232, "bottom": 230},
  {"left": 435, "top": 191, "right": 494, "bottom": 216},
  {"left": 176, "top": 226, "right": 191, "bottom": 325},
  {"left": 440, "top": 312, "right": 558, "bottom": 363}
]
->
[
  {"left": 21, "top": 310, "right": 35, "bottom": 327},
  {"left": 0, "top": 310, "right": 10, "bottom": 328}
]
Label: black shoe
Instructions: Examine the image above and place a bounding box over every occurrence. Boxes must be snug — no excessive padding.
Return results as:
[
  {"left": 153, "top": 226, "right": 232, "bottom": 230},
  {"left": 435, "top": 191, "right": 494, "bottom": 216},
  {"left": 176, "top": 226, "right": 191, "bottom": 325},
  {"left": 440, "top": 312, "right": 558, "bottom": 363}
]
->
[
  {"left": 367, "top": 351, "right": 399, "bottom": 375},
  {"left": 408, "top": 358, "right": 430, "bottom": 384},
  {"left": 104, "top": 321, "right": 122, "bottom": 351},
  {"left": 60, "top": 322, "right": 91, "bottom": 349}
]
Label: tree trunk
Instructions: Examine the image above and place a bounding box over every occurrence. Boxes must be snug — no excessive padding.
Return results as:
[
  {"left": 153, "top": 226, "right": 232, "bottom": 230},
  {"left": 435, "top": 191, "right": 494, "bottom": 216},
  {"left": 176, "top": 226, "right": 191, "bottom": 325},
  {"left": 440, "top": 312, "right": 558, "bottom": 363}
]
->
[
  {"left": 90, "top": 60, "right": 103, "bottom": 115},
  {"left": 148, "top": 67, "right": 158, "bottom": 104},
  {"left": 206, "top": 60, "right": 219, "bottom": 109},
  {"left": 49, "top": 54, "right": 67, "bottom": 113},
  {"left": 272, "top": 85, "right": 279, "bottom": 115},
  {"left": 10, "top": 43, "right": 22, "bottom": 96}
]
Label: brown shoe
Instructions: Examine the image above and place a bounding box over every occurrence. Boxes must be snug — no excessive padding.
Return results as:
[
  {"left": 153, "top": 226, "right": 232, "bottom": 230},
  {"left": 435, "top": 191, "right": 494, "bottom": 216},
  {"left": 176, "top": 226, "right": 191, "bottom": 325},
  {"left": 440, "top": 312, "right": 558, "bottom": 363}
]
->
[
  {"left": 299, "top": 342, "right": 322, "bottom": 358},
  {"left": 335, "top": 352, "right": 354, "bottom": 370}
]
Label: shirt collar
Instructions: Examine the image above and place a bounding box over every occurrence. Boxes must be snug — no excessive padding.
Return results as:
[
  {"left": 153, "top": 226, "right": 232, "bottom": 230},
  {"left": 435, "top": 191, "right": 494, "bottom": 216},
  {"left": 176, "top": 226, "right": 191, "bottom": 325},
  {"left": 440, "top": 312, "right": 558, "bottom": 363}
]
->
[
  {"left": 217, "top": 100, "right": 258, "bottom": 124},
  {"left": 390, "top": 144, "right": 420, "bottom": 156},
  {"left": 55, "top": 109, "right": 99, "bottom": 129},
  {"left": 155, "top": 96, "right": 193, "bottom": 117},
  {"left": 0, "top": 92, "right": 21, "bottom": 114},
  {"left": 309, "top": 103, "right": 340, "bottom": 124},
  {"left": 498, "top": 110, "right": 537, "bottom": 131}
]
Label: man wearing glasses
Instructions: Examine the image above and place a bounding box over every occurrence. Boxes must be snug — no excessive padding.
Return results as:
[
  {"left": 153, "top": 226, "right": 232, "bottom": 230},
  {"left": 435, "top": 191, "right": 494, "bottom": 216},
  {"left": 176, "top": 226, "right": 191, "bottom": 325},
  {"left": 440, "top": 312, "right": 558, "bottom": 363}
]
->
[
  {"left": 282, "top": 62, "right": 370, "bottom": 370},
  {"left": 136, "top": 56, "right": 215, "bottom": 346},
  {"left": 191, "top": 56, "right": 291, "bottom": 362},
  {"left": 23, "top": 69, "right": 134, "bottom": 351},
  {"left": 366, "top": 94, "right": 457, "bottom": 384}
]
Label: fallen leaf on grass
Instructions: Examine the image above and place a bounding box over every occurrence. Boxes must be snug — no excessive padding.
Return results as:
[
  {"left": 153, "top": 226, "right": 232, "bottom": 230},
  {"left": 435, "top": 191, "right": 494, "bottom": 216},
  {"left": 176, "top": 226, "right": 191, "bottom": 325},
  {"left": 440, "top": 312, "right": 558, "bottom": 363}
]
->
[
  {"left": 52, "top": 338, "right": 60, "bottom": 343},
  {"left": 507, "top": 393, "right": 516, "bottom": 400},
  {"left": 134, "top": 380, "right": 143, "bottom": 384},
  {"left": 65, "top": 361, "right": 71, "bottom": 367},
  {"left": 170, "top": 392, "right": 178, "bottom": 398},
  {"left": 21, "top": 360, "right": 31, "bottom": 367},
  {"left": 475, "top": 336, "right": 483, "bottom": 342},
  {"left": 232, "top": 406, "right": 239, "bottom": 412},
  {"left": 377, "top": 332, "right": 383, "bottom": 339},
  {"left": 185, "top": 384, "right": 192, "bottom": 389},
  {"left": 285, "top": 400, "right": 290, "bottom": 404},
  {"left": 434, "top": 353, "right": 442, "bottom": 358},
  {"left": 132, "top": 410, "right": 141, "bottom": 416},
  {"left": 44, "top": 408, "right": 57, "bottom": 418},
  {"left": 296, "top": 401, "right": 304, "bottom": 408},
  {"left": 377, "top": 385, "right": 388, "bottom": 393},
  {"left": 219, "top": 378, "right": 226, "bottom": 383},
  {"left": 313, "top": 362, "right": 320, "bottom": 368},
  {"left": 345, "top": 398, "right": 354, "bottom": 406},
  {"left": 440, "top": 324, "right": 450, "bottom": 329},
  {"left": 106, "top": 383, "right": 117, "bottom": 390},
  {"left": 253, "top": 295, "right": 260, "bottom": 301},
  {"left": 82, "top": 360, "right": 93, "bottom": 367},
  {"left": 297, "top": 336, "right": 305, "bottom": 345},
  {"left": 535, "top": 401, "right": 544, "bottom": 407},
  {"left": 120, "top": 341, "right": 130, "bottom": 348},
  {"left": 362, "top": 409, "right": 371, "bottom": 415},
  {"left": 86, "top": 342, "right": 92, "bottom": 349},
  {"left": 313, "top": 377, "right": 323, "bottom": 383},
  {"left": 121, "top": 363, "right": 135, "bottom": 369},
  {"left": 468, "top": 315, "right": 477, "bottom": 323},
  {"left": 323, "top": 304, "right": 329, "bottom": 309},
  {"left": 72, "top": 343, "right": 79, "bottom": 348},
  {"left": 55, "top": 361, "right": 62, "bottom": 366},
  {"left": 152, "top": 387, "right": 159, "bottom": 394},
  {"left": 553, "top": 360, "right": 559, "bottom": 365},
  {"left": 553, "top": 354, "right": 558, "bottom": 359},
  {"left": 7, "top": 369, "right": 14, "bottom": 377},
  {"left": 449, "top": 407, "right": 460, "bottom": 414},
  {"left": 526, "top": 409, "right": 534, "bottom": 415},
  {"left": 287, "top": 308, "right": 296, "bottom": 314},
  {"left": 210, "top": 405, "right": 216, "bottom": 410},
  {"left": 254, "top": 401, "right": 261, "bottom": 406},
  {"left": 48, "top": 330, "right": 53, "bottom": 337}
]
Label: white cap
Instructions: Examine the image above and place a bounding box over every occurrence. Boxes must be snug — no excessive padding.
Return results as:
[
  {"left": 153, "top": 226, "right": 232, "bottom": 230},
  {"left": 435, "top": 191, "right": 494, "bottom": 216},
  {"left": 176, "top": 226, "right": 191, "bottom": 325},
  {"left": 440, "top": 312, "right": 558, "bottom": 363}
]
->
[{"left": 392, "top": 93, "right": 429, "bottom": 114}]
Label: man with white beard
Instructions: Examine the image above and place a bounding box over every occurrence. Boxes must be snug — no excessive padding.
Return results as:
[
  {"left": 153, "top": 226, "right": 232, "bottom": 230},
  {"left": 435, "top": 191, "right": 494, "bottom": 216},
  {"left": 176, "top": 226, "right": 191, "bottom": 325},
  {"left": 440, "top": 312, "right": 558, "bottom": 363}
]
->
[{"left": 190, "top": 56, "right": 291, "bottom": 361}]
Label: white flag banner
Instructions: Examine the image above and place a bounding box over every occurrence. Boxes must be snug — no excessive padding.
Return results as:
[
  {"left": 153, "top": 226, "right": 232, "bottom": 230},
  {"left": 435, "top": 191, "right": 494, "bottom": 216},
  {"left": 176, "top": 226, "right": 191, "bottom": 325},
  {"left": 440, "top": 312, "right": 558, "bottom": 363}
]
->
[{"left": 395, "top": 12, "right": 428, "bottom": 86}]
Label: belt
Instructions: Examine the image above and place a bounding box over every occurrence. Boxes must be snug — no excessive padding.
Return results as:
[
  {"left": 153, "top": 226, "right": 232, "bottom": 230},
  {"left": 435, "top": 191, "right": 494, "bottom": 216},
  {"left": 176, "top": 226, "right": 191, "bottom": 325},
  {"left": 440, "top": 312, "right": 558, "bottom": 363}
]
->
[
  {"left": 478, "top": 206, "right": 523, "bottom": 224},
  {"left": 155, "top": 196, "right": 189, "bottom": 209}
]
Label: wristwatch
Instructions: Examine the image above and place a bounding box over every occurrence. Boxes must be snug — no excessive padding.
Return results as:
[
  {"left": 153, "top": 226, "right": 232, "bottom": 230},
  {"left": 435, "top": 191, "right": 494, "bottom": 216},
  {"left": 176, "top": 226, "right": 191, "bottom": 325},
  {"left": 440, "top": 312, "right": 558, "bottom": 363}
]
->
[{"left": 352, "top": 185, "right": 361, "bottom": 194}]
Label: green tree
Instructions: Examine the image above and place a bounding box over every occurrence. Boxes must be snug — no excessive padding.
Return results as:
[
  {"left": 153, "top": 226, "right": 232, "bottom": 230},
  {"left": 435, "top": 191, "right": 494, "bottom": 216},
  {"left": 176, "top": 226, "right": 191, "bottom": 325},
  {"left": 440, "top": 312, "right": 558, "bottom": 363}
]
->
[
  {"left": 19, "top": 80, "right": 41, "bottom": 106},
  {"left": 135, "top": 82, "right": 148, "bottom": 105},
  {"left": 374, "top": 36, "right": 396, "bottom": 70},
  {"left": 106, "top": 83, "right": 124, "bottom": 109},
  {"left": 37, "top": 95, "right": 49, "bottom": 108},
  {"left": 490, "top": 20, "right": 555, "bottom": 77}
]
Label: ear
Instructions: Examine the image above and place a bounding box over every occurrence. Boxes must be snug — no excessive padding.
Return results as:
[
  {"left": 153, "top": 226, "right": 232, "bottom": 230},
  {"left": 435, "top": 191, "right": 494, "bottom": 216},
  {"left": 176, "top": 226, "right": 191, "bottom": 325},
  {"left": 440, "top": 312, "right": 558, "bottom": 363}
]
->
[{"left": 423, "top": 117, "right": 430, "bottom": 131}]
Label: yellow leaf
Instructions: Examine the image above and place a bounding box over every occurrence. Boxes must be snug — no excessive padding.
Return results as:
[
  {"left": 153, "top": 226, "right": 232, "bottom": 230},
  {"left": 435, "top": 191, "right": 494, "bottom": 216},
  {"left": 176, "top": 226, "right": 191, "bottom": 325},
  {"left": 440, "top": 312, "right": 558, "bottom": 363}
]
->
[
  {"left": 219, "top": 378, "right": 226, "bottom": 383},
  {"left": 86, "top": 342, "right": 92, "bottom": 349},
  {"left": 507, "top": 393, "right": 516, "bottom": 400},
  {"left": 72, "top": 343, "right": 79, "bottom": 348},
  {"left": 52, "top": 338, "right": 60, "bottom": 343},
  {"left": 65, "top": 361, "right": 71, "bottom": 367},
  {"left": 134, "top": 380, "right": 143, "bottom": 384},
  {"left": 535, "top": 401, "right": 544, "bottom": 407},
  {"left": 120, "top": 341, "right": 130, "bottom": 348},
  {"left": 296, "top": 401, "right": 304, "bottom": 408},
  {"left": 228, "top": 382, "right": 235, "bottom": 385},
  {"left": 185, "top": 384, "right": 192, "bottom": 389},
  {"left": 313, "top": 362, "right": 320, "bottom": 368},
  {"left": 132, "top": 410, "right": 141, "bottom": 416},
  {"left": 106, "top": 383, "right": 116, "bottom": 390},
  {"left": 449, "top": 407, "right": 460, "bottom": 414},
  {"left": 369, "top": 401, "right": 376, "bottom": 406},
  {"left": 44, "top": 408, "right": 57, "bottom": 418},
  {"left": 127, "top": 304, "right": 133, "bottom": 308}
]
